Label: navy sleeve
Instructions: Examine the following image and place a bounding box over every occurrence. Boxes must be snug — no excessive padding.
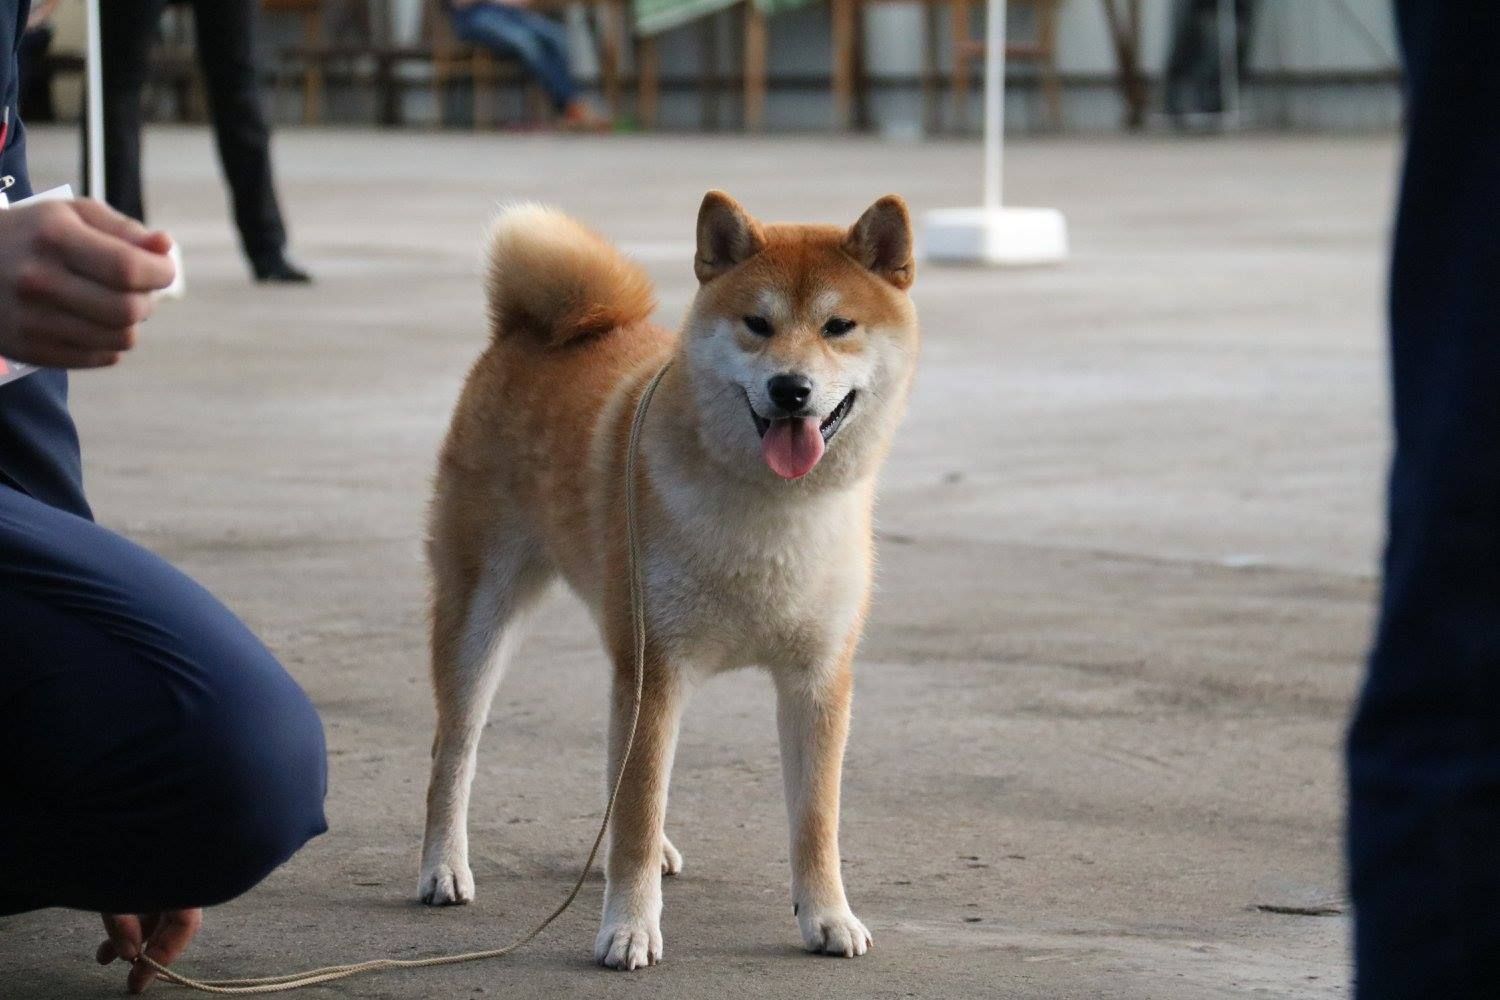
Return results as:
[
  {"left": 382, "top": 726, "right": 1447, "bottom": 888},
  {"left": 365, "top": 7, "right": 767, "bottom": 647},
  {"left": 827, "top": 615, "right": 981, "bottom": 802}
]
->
[{"left": 0, "top": 0, "right": 91, "bottom": 520}]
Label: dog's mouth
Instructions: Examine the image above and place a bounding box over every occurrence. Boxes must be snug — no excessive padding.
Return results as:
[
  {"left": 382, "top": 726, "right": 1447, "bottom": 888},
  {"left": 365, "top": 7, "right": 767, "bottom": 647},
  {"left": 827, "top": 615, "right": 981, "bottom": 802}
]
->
[
  {"left": 818, "top": 389, "right": 856, "bottom": 442},
  {"left": 746, "top": 390, "right": 856, "bottom": 480}
]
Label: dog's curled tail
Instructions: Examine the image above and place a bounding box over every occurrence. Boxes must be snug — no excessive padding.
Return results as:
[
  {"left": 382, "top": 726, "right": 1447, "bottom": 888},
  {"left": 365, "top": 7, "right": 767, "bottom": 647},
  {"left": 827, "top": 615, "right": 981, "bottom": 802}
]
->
[{"left": 483, "top": 203, "right": 656, "bottom": 348}]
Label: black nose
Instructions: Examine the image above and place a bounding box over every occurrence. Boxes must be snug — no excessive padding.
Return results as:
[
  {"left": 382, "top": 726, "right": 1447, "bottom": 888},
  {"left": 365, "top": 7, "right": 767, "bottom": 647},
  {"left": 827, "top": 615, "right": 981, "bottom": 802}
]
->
[{"left": 767, "top": 374, "right": 813, "bottom": 413}]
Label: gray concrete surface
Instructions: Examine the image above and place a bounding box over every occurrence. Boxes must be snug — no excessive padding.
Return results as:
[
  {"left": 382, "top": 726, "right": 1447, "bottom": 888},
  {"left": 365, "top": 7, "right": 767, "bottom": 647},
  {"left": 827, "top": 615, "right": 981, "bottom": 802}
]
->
[{"left": 1, "top": 127, "right": 1399, "bottom": 998}]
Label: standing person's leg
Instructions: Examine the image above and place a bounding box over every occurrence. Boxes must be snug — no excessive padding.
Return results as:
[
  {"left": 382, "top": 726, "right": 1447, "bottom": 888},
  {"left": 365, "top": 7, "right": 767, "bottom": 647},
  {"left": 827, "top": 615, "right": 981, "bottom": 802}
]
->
[
  {"left": 1347, "top": 4, "right": 1500, "bottom": 998},
  {"left": 0, "top": 486, "right": 327, "bottom": 916},
  {"left": 188, "top": 0, "right": 298, "bottom": 275},
  {"left": 97, "top": 0, "right": 169, "bottom": 218},
  {"left": 449, "top": 5, "right": 580, "bottom": 111},
  {"left": 18, "top": 24, "right": 57, "bottom": 122}
]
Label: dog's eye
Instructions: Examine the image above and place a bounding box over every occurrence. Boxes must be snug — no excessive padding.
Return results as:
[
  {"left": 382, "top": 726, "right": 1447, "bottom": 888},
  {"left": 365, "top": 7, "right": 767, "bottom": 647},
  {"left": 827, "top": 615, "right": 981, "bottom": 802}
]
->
[
  {"left": 743, "top": 315, "right": 773, "bottom": 337},
  {"left": 823, "top": 317, "right": 857, "bottom": 337}
]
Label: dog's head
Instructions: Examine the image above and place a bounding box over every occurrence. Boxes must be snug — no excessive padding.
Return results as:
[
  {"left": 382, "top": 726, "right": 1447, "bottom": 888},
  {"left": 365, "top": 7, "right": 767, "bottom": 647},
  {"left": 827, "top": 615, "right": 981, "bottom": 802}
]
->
[{"left": 679, "top": 190, "right": 919, "bottom": 487}]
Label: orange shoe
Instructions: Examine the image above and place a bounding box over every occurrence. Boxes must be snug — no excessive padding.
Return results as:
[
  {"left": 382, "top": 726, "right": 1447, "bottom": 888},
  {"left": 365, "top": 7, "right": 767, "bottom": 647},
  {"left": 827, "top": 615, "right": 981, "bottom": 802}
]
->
[{"left": 560, "top": 101, "right": 611, "bottom": 132}]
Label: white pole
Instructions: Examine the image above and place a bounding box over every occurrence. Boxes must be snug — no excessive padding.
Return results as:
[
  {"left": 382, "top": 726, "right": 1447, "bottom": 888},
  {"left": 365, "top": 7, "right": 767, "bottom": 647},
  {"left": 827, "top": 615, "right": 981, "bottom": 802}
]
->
[
  {"left": 982, "top": 0, "right": 1006, "bottom": 211},
  {"left": 85, "top": 0, "right": 104, "bottom": 199},
  {"left": 920, "top": 0, "right": 1066, "bottom": 266}
]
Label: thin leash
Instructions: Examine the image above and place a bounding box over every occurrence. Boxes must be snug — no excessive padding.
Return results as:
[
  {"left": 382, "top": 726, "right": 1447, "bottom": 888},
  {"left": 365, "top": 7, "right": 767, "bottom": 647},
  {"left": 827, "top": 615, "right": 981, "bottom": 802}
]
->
[{"left": 133, "top": 362, "right": 673, "bottom": 995}]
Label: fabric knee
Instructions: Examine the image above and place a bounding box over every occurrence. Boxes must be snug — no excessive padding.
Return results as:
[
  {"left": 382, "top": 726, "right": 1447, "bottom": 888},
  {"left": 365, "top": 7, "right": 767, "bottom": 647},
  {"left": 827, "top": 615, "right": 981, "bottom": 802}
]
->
[
  {"left": 178, "top": 678, "right": 329, "bottom": 906},
  {"left": 1, "top": 490, "right": 328, "bottom": 912},
  {"left": 108, "top": 643, "right": 329, "bottom": 911}
]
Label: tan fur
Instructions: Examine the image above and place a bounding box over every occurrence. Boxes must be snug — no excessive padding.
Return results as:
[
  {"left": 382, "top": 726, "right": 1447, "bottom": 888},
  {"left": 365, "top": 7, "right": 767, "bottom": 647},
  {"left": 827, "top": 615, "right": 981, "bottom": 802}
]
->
[
  {"left": 419, "top": 192, "right": 919, "bottom": 969},
  {"left": 485, "top": 204, "right": 657, "bottom": 346}
]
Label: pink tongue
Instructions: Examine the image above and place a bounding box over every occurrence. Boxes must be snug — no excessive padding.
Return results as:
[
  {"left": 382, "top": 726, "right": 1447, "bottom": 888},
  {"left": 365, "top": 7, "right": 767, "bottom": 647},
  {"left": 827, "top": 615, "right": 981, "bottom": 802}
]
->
[{"left": 760, "top": 418, "right": 826, "bottom": 480}]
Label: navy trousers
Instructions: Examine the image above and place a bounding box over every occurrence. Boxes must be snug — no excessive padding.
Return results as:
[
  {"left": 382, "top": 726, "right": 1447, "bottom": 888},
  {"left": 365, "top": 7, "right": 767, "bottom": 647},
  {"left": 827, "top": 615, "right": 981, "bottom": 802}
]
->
[
  {"left": 0, "top": 485, "right": 328, "bottom": 916},
  {"left": 1347, "top": 3, "right": 1500, "bottom": 997}
]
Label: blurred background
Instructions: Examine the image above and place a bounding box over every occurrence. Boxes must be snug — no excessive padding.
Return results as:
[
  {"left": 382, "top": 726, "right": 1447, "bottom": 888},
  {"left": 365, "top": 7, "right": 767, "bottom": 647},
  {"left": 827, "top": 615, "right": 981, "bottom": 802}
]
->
[{"left": 25, "top": 0, "right": 1399, "bottom": 135}]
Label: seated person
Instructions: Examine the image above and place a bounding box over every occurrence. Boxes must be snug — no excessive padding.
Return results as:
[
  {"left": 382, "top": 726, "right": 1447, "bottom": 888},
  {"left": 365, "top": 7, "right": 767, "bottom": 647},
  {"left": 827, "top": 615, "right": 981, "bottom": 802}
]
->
[{"left": 446, "top": 0, "right": 609, "bottom": 129}]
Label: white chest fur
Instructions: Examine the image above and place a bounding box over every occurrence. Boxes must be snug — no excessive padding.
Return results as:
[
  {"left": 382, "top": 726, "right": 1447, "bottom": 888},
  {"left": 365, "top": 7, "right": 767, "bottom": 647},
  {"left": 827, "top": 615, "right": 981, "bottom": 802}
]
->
[{"left": 643, "top": 457, "right": 872, "bottom": 676}]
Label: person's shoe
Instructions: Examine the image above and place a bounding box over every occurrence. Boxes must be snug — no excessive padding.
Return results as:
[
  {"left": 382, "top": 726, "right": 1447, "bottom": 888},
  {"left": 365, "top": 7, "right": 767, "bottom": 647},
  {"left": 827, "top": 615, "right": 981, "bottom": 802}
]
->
[
  {"left": 251, "top": 252, "right": 313, "bottom": 284},
  {"left": 559, "top": 101, "right": 611, "bottom": 133}
]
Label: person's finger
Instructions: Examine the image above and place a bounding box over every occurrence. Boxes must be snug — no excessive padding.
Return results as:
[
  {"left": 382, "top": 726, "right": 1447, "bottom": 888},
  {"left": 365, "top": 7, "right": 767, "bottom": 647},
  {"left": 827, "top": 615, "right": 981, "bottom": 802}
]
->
[
  {"left": 41, "top": 213, "right": 176, "bottom": 292},
  {"left": 15, "top": 260, "right": 154, "bottom": 330},
  {"left": 100, "top": 914, "right": 143, "bottom": 964},
  {"left": 70, "top": 198, "right": 174, "bottom": 254},
  {"left": 16, "top": 345, "right": 122, "bottom": 369},
  {"left": 136, "top": 230, "right": 175, "bottom": 256},
  {"left": 6, "top": 322, "right": 123, "bottom": 368},
  {"left": 127, "top": 909, "right": 202, "bottom": 995},
  {"left": 18, "top": 304, "right": 137, "bottom": 353}
]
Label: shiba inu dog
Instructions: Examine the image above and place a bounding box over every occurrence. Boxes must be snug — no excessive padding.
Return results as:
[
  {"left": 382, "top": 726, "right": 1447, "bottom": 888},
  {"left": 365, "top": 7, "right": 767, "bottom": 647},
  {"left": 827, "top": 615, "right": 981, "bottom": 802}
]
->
[{"left": 418, "top": 191, "right": 920, "bottom": 970}]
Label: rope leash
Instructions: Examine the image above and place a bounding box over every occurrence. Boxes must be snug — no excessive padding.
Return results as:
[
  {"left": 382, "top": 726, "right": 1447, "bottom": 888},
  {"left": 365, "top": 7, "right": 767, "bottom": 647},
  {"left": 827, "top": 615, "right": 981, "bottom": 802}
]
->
[{"left": 133, "top": 362, "right": 673, "bottom": 994}]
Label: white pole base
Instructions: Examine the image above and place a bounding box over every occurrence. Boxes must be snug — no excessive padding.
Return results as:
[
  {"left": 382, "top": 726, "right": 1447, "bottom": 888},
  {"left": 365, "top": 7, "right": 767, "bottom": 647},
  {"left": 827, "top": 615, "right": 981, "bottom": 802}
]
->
[{"left": 921, "top": 206, "right": 1069, "bottom": 266}]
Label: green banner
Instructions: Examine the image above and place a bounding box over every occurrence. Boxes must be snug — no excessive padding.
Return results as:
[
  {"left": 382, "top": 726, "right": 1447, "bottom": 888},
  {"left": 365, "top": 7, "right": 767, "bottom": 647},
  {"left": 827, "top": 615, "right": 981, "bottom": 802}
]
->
[{"left": 633, "top": 0, "right": 818, "bottom": 37}]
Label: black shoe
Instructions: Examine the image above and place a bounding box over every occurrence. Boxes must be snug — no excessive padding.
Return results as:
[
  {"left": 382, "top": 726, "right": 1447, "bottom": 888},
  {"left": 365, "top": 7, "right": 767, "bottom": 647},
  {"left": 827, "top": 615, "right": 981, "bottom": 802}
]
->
[{"left": 251, "top": 252, "right": 312, "bottom": 284}]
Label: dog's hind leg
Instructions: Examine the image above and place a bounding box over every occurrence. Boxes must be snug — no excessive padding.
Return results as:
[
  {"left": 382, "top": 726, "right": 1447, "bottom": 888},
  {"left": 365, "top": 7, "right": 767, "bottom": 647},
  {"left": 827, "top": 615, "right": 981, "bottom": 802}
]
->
[
  {"left": 419, "top": 514, "right": 552, "bottom": 906},
  {"left": 660, "top": 832, "right": 683, "bottom": 876}
]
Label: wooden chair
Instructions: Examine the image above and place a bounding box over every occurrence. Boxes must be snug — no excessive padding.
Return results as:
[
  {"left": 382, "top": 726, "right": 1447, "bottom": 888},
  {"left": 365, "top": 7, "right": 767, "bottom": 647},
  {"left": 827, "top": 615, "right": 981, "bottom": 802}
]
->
[
  {"left": 264, "top": 0, "right": 327, "bottom": 123},
  {"left": 627, "top": 5, "right": 737, "bottom": 132},
  {"left": 953, "top": 0, "right": 1063, "bottom": 129},
  {"left": 743, "top": 2, "right": 767, "bottom": 129},
  {"left": 627, "top": 1, "right": 786, "bottom": 133},
  {"left": 826, "top": 0, "right": 1063, "bottom": 132},
  {"left": 423, "top": 0, "right": 532, "bottom": 128},
  {"left": 1099, "top": 0, "right": 1145, "bottom": 129},
  {"left": 271, "top": 0, "right": 411, "bottom": 124},
  {"left": 271, "top": 0, "right": 631, "bottom": 128}
]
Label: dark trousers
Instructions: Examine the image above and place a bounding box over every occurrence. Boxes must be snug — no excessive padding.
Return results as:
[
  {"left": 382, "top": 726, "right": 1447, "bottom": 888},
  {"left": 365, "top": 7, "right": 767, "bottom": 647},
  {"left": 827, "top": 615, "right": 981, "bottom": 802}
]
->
[
  {"left": 18, "top": 25, "right": 55, "bottom": 122},
  {"left": 100, "top": 0, "right": 287, "bottom": 260},
  {"left": 1347, "top": 3, "right": 1500, "bottom": 997},
  {"left": 0, "top": 430, "right": 326, "bottom": 916},
  {"left": 1163, "top": 0, "right": 1257, "bottom": 116}
]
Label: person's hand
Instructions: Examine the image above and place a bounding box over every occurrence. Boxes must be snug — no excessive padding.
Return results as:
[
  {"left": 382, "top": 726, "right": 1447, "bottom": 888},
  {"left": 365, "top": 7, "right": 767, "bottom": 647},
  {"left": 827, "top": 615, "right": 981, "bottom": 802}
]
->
[
  {"left": 97, "top": 909, "right": 203, "bottom": 994},
  {"left": 0, "top": 198, "right": 176, "bottom": 369}
]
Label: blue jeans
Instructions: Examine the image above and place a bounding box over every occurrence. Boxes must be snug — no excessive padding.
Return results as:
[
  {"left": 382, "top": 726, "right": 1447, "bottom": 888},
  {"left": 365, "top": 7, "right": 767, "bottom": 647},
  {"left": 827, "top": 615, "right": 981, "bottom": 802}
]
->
[
  {"left": 1347, "top": 3, "right": 1500, "bottom": 996},
  {"left": 449, "top": 3, "right": 579, "bottom": 110}
]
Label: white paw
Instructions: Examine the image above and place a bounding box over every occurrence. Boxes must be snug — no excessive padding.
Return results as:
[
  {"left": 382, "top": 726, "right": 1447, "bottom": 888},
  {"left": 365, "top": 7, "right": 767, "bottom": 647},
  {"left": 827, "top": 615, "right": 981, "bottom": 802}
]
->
[
  {"left": 418, "top": 858, "right": 474, "bottom": 906},
  {"left": 661, "top": 835, "right": 684, "bottom": 877},
  {"left": 798, "top": 904, "right": 872, "bottom": 958},
  {"left": 595, "top": 917, "right": 663, "bottom": 970}
]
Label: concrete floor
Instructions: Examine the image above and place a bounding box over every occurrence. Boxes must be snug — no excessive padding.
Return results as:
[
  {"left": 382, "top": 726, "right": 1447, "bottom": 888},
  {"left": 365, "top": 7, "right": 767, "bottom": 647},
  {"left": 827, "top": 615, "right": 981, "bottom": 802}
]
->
[{"left": 1, "top": 126, "right": 1400, "bottom": 998}]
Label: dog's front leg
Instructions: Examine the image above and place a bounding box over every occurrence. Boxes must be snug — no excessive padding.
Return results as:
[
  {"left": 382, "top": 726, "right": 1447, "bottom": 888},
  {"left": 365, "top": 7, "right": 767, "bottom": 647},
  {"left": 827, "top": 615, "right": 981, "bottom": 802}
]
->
[
  {"left": 776, "top": 656, "right": 872, "bottom": 957},
  {"left": 595, "top": 657, "right": 685, "bottom": 970}
]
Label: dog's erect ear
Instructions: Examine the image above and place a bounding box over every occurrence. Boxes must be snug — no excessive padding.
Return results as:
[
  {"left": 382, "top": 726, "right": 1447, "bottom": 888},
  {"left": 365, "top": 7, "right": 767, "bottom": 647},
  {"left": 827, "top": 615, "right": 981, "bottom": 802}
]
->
[
  {"left": 844, "top": 195, "right": 914, "bottom": 290},
  {"left": 695, "top": 190, "right": 766, "bottom": 284}
]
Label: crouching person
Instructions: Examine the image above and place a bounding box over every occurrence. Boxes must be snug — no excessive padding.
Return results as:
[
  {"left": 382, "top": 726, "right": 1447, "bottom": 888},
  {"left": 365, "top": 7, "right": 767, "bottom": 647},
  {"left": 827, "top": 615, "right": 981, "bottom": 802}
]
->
[{"left": 0, "top": 4, "right": 327, "bottom": 990}]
